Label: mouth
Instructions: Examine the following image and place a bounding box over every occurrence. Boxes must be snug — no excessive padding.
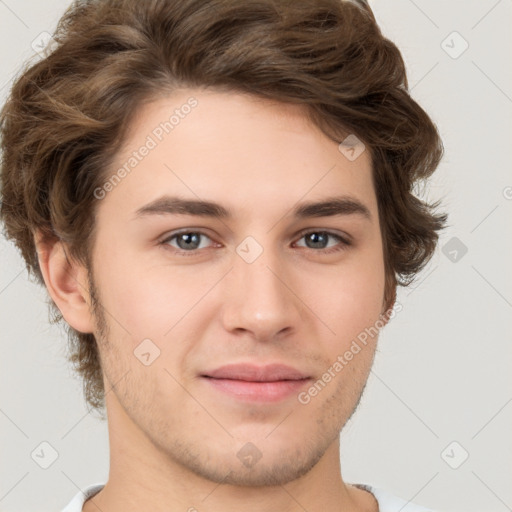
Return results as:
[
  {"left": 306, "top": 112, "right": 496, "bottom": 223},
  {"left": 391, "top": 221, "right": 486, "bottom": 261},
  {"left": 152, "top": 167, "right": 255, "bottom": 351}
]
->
[{"left": 200, "top": 363, "right": 312, "bottom": 402}]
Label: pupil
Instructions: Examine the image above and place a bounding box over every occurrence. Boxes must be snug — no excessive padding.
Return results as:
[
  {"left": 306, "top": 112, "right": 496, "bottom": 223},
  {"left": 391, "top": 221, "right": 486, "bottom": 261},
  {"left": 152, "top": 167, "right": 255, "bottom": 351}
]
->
[
  {"left": 307, "top": 232, "right": 327, "bottom": 248},
  {"left": 179, "top": 233, "right": 200, "bottom": 250}
]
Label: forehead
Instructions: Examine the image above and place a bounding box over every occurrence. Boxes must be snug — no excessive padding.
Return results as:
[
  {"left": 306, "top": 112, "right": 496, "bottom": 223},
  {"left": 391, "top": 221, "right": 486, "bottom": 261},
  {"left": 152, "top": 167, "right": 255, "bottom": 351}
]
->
[{"left": 98, "top": 88, "right": 377, "bottom": 222}]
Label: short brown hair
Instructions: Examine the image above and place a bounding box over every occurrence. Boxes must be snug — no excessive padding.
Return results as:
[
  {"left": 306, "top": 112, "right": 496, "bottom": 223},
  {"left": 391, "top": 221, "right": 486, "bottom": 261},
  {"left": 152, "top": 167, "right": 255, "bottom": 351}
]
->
[{"left": 0, "top": 0, "right": 447, "bottom": 412}]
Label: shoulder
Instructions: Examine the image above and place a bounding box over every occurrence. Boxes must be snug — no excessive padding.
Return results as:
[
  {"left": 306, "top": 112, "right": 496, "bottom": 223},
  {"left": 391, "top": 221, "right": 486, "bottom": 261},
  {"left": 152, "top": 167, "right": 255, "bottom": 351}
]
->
[
  {"left": 61, "top": 483, "right": 105, "bottom": 512},
  {"left": 66, "top": 481, "right": 439, "bottom": 512},
  {"left": 353, "top": 483, "right": 437, "bottom": 512}
]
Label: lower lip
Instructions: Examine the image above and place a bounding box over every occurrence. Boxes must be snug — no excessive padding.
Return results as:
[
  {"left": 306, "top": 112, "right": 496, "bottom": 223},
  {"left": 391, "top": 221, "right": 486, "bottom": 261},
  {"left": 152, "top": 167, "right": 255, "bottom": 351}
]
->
[{"left": 202, "top": 377, "right": 310, "bottom": 402}]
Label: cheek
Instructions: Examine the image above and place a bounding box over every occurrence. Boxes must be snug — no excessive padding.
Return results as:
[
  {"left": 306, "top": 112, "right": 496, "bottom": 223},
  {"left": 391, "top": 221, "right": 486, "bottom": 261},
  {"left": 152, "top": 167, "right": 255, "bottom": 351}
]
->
[
  {"left": 95, "top": 251, "right": 216, "bottom": 341},
  {"left": 302, "top": 253, "right": 386, "bottom": 344},
  {"left": 91, "top": 244, "right": 159, "bottom": 339}
]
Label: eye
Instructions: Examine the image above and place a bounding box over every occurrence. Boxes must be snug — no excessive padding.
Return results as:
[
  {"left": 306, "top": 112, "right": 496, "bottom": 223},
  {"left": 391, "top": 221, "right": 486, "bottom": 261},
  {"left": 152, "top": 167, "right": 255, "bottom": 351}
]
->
[
  {"left": 161, "top": 230, "right": 216, "bottom": 255},
  {"left": 294, "top": 230, "right": 351, "bottom": 254},
  {"left": 160, "top": 229, "right": 351, "bottom": 256}
]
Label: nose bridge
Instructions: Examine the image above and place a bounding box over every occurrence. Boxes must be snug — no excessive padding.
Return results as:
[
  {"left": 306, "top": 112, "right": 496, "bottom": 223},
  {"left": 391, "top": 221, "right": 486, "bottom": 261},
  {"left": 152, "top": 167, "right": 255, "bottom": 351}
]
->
[{"left": 222, "top": 236, "right": 299, "bottom": 338}]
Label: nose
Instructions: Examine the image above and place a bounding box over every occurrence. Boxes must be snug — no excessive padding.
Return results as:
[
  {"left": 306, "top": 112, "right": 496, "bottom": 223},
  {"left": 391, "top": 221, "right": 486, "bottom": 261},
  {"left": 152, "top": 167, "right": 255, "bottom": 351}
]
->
[{"left": 220, "top": 246, "right": 303, "bottom": 342}]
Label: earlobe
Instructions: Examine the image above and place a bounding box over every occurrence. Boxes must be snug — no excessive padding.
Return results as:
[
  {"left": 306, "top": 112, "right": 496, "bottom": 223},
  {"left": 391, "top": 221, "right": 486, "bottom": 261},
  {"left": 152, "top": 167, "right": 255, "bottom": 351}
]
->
[{"left": 35, "top": 232, "right": 95, "bottom": 334}]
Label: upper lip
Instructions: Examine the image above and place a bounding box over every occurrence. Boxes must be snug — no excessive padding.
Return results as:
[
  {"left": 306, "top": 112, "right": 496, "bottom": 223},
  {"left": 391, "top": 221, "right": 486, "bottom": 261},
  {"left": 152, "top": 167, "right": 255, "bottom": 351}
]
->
[{"left": 202, "top": 363, "right": 310, "bottom": 382}]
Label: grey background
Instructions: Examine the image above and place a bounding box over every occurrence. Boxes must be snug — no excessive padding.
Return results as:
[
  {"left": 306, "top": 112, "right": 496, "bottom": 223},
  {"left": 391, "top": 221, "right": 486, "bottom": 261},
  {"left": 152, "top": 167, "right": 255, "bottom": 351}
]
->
[{"left": 1, "top": 1, "right": 511, "bottom": 511}]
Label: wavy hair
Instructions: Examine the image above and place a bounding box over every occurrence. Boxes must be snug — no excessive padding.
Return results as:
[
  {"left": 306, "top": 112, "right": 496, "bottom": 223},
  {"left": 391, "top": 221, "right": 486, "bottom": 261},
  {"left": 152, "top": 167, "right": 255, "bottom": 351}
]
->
[{"left": 0, "top": 0, "right": 447, "bottom": 411}]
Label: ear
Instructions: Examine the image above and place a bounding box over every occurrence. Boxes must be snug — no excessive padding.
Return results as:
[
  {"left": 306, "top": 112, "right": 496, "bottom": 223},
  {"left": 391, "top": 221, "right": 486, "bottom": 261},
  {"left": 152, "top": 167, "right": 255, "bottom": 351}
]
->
[{"left": 35, "top": 231, "right": 95, "bottom": 334}]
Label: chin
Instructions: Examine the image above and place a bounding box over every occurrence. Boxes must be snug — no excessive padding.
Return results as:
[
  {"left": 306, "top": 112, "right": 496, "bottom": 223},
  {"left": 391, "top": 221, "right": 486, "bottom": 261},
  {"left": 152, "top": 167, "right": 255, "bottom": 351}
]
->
[
  {"left": 160, "top": 433, "right": 330, "bottom": 488},
  {"left": 191, "top": 453, "right": 322, "bottom": 488}
]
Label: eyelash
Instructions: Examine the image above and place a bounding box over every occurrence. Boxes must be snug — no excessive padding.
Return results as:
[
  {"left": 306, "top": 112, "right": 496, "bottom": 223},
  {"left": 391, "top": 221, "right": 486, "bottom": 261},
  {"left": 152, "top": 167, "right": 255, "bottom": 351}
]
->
[{"left": 159, "top": 229, "right": 351, "bottom": 257}]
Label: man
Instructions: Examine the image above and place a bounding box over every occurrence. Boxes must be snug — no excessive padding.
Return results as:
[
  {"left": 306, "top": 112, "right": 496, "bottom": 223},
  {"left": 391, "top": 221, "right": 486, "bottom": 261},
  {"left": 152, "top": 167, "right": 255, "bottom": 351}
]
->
[{"left": 0, "top": 0, "right": 447, "bottom": 510}]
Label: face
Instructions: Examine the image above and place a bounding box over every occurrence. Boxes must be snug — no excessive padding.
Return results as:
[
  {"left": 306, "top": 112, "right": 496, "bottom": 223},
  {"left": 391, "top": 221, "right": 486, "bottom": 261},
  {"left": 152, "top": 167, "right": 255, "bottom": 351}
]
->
[{"left": 88, "top": 88, "right": 389, "bottom": 486}]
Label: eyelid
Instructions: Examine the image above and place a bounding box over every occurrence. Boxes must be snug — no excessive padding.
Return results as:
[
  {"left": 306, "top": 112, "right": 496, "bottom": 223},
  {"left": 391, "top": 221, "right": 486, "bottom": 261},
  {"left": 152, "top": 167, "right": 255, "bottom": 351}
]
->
[
  {"left": 294, "top": 227, "right": 352, "bottom": 245},
  {"left": 159, "top": 227, "right": 215, "bottom": 242}
]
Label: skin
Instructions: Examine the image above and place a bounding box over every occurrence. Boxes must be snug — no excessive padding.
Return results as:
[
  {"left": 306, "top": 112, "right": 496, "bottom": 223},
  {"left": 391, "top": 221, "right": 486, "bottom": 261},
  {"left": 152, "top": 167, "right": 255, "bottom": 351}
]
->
[{"left": 37, "top": 88, "right": 395, "bottom": 512}]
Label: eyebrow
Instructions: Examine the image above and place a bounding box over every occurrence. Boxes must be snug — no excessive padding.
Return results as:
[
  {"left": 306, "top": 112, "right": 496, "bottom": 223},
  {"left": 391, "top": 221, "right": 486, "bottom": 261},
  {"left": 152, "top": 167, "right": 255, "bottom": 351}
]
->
[{"left": 134, "top": 195, "right": 372, "bottom": 222}]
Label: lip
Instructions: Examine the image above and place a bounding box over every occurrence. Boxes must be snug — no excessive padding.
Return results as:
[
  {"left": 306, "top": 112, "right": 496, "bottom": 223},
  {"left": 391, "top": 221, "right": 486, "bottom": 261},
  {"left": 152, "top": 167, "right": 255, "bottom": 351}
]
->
[
  {"left": 201, "top": 363, "right": 311, "bottom": 402},
  {"left": 203, "top": 363, "right": 309, "bottom": 381}
]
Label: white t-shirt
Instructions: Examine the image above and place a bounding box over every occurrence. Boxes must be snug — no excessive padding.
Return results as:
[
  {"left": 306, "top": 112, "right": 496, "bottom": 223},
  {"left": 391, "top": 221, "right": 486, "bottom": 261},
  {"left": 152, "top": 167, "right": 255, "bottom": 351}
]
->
[{"left": 61, "top": 482, "right": 436, "bottom": 511}]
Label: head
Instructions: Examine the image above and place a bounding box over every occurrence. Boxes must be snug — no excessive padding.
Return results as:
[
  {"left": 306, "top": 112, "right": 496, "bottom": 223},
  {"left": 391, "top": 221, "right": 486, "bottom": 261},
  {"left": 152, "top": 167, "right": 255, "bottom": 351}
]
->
[{"left": 1, "top": 0, "right": 446, "bottom": 486}]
